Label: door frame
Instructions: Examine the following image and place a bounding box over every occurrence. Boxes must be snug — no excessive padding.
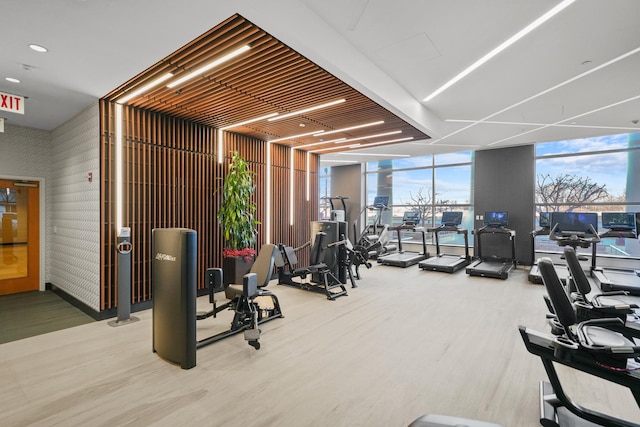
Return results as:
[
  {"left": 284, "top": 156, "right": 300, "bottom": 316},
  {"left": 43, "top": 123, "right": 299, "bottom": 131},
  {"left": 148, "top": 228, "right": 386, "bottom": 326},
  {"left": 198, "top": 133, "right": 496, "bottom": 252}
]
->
[{"left": 1, "top": 174, "right": 45, "bottom": 291}]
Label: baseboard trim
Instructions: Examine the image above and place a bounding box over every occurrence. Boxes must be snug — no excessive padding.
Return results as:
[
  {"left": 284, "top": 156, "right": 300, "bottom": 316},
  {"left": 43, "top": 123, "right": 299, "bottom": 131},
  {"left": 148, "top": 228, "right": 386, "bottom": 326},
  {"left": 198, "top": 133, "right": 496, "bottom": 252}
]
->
[{"left": 46, "top": 283, "right": 153, "bottom": 321}]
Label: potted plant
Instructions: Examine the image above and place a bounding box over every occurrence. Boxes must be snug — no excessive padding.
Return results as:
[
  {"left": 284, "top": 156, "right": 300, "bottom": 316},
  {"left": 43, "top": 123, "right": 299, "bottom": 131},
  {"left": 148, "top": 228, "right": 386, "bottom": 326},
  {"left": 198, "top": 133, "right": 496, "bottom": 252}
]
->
[{"left": 217, "top": 151, "right": 260, "bottom": 288}]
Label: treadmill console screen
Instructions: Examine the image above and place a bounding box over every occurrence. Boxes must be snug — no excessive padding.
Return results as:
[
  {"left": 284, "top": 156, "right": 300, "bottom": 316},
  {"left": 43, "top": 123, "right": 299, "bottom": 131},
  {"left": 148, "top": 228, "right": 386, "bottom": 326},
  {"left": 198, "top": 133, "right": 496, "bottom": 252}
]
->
[
  {"left": 484, "top": 211, "right": 508, "bottom": 227},
  {"left": 551, "top": 212, "right": 598, "bottom": 235},
  {"left": 402, "top": 211, "right": 420, "bottom": 225},
  {"left": 602, "top": 212, "right": 635, "bottom": 230},
  {"left": 372, "top": 195, "right": 390, "bottom": 209},
  {"left": 441, "top": 211, "right": 463, "bottom": 226},
  {"left": 539, "top": 212, "right": 550, "bottom": 228}
]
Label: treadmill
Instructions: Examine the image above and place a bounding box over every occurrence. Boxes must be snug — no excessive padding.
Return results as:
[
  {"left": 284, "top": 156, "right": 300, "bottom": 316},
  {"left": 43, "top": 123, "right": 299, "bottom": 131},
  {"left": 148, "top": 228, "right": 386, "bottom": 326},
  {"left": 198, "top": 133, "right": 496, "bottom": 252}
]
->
[
  {"left": 418, "top": 211, "right": 470, "bottom": 273},
  {"left": 593, "top": 212, "right": 640, "bottom": 295},
  {"left": 466, "top": 211, "right": 516, "bottom": 280},
  {"left": 528, "top": 212, "right": 572, "bottom": 284},
  {"left": 377, "top": 211, "right": 429, "bottom": 268}
]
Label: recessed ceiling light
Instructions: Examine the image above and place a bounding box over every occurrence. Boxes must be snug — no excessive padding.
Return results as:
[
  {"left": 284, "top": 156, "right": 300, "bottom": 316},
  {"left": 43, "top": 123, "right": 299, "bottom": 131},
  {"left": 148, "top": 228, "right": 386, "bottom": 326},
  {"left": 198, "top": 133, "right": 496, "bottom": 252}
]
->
[
  {"left": 29, "top": 44, "right": 48, "bottom": 53},
  {"left": 5, "top": 77, "right": 21, "bottom": 83}
]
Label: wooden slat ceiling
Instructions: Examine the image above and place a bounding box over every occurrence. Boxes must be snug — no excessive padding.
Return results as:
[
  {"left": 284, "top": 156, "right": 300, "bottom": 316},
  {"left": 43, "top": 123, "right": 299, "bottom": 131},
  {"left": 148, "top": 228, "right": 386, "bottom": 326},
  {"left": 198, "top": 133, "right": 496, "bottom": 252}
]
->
[{"left": 103, "top": 14, "right": 430, "bottom": 153}]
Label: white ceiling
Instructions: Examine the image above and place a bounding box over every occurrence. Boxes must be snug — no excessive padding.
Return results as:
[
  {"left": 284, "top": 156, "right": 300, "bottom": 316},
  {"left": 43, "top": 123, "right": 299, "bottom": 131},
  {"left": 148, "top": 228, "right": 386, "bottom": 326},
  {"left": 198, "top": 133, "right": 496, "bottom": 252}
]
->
[{"left": 2, "top": 0, "right": 639, "bottom": 166}]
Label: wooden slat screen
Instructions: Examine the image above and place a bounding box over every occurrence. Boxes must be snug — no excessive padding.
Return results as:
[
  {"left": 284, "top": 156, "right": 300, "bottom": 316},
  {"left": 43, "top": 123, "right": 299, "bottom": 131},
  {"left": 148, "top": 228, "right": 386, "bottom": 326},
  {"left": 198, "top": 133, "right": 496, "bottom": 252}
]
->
[{"left": 100, "top": 100, "right": 318, "bottom": 311}]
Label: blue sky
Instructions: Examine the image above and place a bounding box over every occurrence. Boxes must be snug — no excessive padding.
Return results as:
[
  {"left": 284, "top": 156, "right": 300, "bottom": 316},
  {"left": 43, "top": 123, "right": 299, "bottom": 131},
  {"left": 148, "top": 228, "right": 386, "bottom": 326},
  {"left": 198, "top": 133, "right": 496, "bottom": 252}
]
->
[{"left": 536, "top": 133, "right": 637, "bottom": 197}]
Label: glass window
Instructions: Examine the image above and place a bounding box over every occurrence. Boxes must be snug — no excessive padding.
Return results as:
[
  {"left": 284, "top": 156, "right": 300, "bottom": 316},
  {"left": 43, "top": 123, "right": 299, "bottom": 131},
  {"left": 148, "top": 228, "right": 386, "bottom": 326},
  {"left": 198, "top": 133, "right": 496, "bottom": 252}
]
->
[
  {"left": 536, "top": 133, "right": 631, "bottom": 156},
  {"left": 534, "top": 132, "right": 640, "bottom": 260},
  {"left": 434, "top": 165, "right": 472, "bottom": 204},
  {"left": 435, "top": 151, "right": 472, "bottom": 165}
]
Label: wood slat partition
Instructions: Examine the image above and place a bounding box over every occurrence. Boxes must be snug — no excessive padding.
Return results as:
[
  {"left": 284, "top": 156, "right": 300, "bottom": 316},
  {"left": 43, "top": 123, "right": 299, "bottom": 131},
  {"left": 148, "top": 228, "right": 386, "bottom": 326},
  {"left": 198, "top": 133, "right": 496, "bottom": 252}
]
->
[
  {"left": 100, "top": 101, "right": 318, "bottom": 311},
  {"left": 102, "top": 14, "right": 429, "bottom": 156}
]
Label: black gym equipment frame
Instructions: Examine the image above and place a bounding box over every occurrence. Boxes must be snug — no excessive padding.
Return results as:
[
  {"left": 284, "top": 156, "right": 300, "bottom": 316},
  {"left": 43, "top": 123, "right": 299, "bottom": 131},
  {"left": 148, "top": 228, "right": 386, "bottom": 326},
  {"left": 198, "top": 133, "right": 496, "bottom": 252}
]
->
[
  {"left": 275, "top": 231, "right": 349, "bottom": 300},
  {"left": 196, "top": 245, "right": 284, "bottom": 351},
  {"left": 593, "top": 227, "right": 640, "bottom": 296},
  {"left": 519, "top": 326, "right": 640, "bottom": 427},
  {"left": 377, "top": 212, "right": 429, "bottom": 268},
  {"left": 418, "top": 223, "right": 470, "bottom": 273},
  {"left": 466, "top": 225, "right": 516, "bottom": 280}
]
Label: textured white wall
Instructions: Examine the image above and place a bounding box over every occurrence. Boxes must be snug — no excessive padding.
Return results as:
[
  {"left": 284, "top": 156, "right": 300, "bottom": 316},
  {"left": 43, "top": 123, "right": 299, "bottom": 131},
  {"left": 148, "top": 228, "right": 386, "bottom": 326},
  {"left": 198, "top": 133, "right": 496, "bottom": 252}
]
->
[{"left": 49, "top": 103, "right": 101, "bottom": 311}]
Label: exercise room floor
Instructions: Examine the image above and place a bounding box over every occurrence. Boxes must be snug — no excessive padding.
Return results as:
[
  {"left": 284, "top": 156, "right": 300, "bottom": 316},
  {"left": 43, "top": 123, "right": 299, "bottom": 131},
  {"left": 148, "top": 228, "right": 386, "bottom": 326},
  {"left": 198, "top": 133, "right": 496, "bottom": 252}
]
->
[{"left": 2, "top": 263, "right": 640, "bottom": 426}]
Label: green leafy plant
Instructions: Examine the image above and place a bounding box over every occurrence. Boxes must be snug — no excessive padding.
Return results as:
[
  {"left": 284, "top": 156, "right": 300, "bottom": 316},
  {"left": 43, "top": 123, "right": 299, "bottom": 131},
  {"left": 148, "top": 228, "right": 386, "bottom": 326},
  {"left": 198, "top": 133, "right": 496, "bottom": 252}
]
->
[{"left": 217, "top": 151, "right": 259, "bottom": 254}]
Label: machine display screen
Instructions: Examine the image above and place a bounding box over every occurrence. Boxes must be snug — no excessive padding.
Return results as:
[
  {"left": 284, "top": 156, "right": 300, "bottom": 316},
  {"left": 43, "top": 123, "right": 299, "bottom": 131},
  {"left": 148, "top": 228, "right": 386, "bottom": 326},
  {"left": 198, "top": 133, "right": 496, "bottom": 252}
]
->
[
  {"left": 551, "top": 212, "right": 598, "bottom": 235},
  {"left": 602, "top": 212, "right": 635, "bottom": 230},
  {"left": 484, "top": 211, "right": 508, "bottom": 226},
  {"left": 402, "top": 211, "right": 420, "bottom": 225},
  {"left": 441, "top": 211, "right": 463, "bottom": 226},
  {"left": 539, "top": 212, "right": 550, "bottom": 228},
  {"left": 373, "top": 195, "right": 389, "bottom": 209}
]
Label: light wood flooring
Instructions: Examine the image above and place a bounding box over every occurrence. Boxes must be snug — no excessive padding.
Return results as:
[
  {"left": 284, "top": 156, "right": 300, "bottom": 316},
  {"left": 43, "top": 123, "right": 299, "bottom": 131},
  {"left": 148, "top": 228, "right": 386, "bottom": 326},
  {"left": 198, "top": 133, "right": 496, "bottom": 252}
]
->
[{"left": 2, "top": 264, "right": 640, "bottom": 426}]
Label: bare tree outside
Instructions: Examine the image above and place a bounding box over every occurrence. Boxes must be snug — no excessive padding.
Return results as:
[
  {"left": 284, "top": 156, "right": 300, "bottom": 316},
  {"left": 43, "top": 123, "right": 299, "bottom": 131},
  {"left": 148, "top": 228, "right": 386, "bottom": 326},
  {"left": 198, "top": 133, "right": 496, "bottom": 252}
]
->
[
  {"left": 404, "top": 186, "right": 451, "bottom": 227},
  {"left": 535, "top": 173, "right": 610, "bottom": 212}
]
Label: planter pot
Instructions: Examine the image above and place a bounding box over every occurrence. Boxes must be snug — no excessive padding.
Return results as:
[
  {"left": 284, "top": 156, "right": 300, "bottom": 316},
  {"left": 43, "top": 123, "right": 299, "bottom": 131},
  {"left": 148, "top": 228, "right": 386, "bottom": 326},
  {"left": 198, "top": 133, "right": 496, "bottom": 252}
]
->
[{"left": 222, "top": 255, "right": 254, "bottom": 298}]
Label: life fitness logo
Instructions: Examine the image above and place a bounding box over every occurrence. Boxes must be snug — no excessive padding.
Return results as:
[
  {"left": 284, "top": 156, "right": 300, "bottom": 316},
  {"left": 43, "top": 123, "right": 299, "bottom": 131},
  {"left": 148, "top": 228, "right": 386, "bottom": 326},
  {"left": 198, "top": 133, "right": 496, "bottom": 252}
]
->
[{"left": 155, "top": 253, "right": 176, "bottom": 262}]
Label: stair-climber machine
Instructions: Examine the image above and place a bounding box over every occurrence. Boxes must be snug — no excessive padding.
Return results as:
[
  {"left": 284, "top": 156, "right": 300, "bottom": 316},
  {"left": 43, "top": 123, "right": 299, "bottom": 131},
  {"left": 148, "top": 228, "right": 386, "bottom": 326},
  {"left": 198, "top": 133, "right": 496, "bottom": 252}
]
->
[{"left": 354, "top": 195, "right": 397, "bottom": 259}]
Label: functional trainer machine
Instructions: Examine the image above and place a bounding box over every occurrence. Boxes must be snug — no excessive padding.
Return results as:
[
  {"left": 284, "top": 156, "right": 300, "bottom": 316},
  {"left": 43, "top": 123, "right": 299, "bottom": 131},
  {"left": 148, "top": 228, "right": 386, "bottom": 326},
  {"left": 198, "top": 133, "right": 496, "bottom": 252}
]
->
[
  {"left": 377, "top": 211, "right": 429, "bottom": 268},
  {"left": 593, "top": 212, "right": 640, "bottom": 295},
  {"left": 520, "top": 257, "right": 640, "bottom": 427},
  {"left": 418, "top": 211, "right": 470, "bottom": 273},
  {"left": 275, "top": 231, "right": 349, "bottom": 300},
  {"left": 466, "top": 211, "right": 515, "bottom": 280}
]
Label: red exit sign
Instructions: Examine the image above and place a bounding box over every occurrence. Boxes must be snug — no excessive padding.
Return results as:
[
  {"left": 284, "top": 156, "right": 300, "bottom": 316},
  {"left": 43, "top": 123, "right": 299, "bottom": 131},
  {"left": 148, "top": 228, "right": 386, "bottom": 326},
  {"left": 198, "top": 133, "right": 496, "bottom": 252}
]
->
[{"left": 0, "top": 91, "right": 25, "bottom": 114}]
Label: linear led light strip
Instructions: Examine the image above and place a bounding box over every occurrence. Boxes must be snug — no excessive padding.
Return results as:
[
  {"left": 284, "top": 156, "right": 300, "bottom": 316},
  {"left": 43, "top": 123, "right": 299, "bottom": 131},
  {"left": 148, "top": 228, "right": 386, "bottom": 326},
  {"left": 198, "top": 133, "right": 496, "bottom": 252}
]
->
[
  {"left": 115, "top": 104, "right": 123, "bottom": 233},
  {"left": 296, "top": 131, "right": 401, "bottom": 150},
  {"left": 116, "top": 72, "right": 173, "bottom": 104},
  {"left": 488, "top": 93, "right": 640, "bottom": 146},
  {"left": 290, "top": 149, "right": 295, "bottom": 225},
  {"left": 312, "top": 136, "right": 414, "bottom": 153},
  {"left": 266, "top": 141, "right": 272, "bottom": 243},
  {"left": 446, "top": 119, "right": 640, "bottom": 132},
  {"left": 167, "top": 45, "right": 251, "bottom": 89},
  {"left": 270, "top": 130, "right": 324, "bottom": 143},
  {"left": 296, "top": 138, "right": 346, "bottom": 150},
  {"left": 312, "top": 120, "right": 384, "bottom": 136},
  {"left": 268, "top": 99, "right": 346, "bottom": 121},
  {"left": 434, "top": 45, "right": 640, "bottom": 144},
  {"left": 217, "top": 113, "right": 280, "bottom": 164},
  {"left": 422, "top": 0, "right": 576, "bottom": 102}
]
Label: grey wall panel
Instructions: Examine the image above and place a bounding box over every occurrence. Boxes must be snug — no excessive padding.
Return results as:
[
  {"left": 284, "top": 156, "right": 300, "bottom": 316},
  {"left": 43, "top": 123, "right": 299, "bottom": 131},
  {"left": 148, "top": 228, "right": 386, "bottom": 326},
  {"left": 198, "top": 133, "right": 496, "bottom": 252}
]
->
[
  {"left": 474, "top": 145, "right": 535, "bottom": 265},
  {"left": 330, "top": 163, "right": 363, "bottom": 242}
]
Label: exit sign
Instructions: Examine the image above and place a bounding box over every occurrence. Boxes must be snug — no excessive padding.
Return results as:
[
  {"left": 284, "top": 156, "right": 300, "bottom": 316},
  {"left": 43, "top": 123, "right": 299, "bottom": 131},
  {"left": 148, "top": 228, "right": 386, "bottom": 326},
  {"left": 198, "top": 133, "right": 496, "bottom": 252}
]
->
[{"left": 0, "top": 91, "right": 25, "bottom": 114}]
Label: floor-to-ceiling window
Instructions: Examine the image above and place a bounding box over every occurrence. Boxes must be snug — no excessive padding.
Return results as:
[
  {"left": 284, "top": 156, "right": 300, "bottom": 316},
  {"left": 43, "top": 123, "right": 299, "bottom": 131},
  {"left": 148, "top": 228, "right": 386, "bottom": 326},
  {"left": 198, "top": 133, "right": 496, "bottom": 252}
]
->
[
  {"left": 364, "top": 152, "right": 473, "bottom": 246},
  {"left": 535, "top": 132, "right": 640, "bottom": 259},
  {"left": 319, "top": 167, "right": 331, "bottom": 220}
]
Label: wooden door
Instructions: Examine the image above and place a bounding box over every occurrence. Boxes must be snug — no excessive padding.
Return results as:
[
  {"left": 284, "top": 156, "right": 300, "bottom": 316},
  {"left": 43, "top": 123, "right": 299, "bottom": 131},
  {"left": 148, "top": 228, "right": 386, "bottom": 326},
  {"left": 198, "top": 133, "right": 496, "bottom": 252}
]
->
[{"left": 0, "top": 179, "right": 39, "bottom": 295}]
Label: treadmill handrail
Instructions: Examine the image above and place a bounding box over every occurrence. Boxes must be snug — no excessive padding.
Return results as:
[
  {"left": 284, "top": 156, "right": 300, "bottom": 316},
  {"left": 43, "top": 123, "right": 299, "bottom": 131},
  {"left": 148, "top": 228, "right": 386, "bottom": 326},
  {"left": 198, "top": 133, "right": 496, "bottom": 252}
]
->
[
  {"left": 473, "top": 225, "right": 516, "bottom": 265},
  {"left": 428, "top": 224, "right": 469, "bottom": 259}
]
